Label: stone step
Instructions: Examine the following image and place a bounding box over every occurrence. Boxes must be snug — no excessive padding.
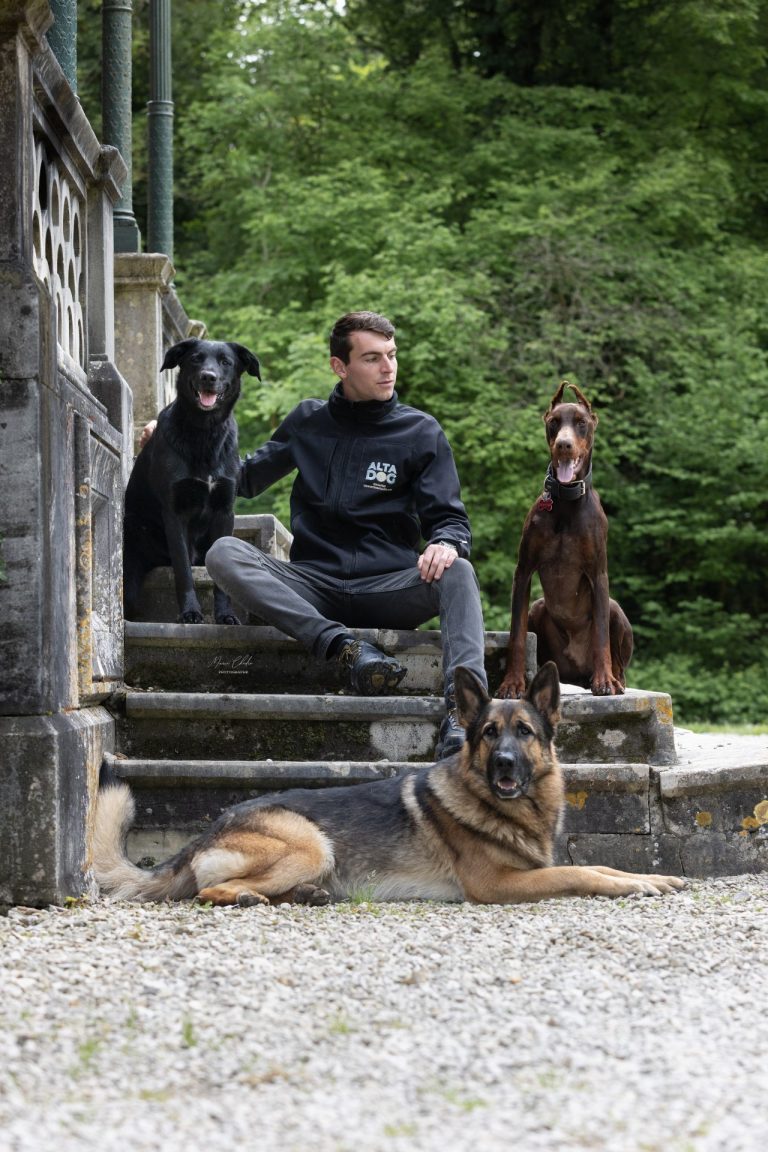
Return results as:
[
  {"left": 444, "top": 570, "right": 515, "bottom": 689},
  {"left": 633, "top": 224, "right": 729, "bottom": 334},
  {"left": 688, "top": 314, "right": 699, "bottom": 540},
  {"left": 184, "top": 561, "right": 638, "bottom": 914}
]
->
[
  {"left": 104, "top": 733, "right": 768, "bottom": 880},
  {"left": 102, "top": 750, "right": 652, "bottom": 860},
  {"left": 124, "top": 622, "right": 534, "bottom": 697},
  {"left": 112, "top": 685, "right": 676, "bottom": 766}
]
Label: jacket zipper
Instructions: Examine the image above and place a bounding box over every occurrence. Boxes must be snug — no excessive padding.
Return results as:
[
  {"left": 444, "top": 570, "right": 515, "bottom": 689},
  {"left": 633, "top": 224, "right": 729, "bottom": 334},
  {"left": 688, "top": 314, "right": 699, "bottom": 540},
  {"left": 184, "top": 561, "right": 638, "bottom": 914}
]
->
[{"left": 329, "top": 435, "right": 354, "bottom": 520}]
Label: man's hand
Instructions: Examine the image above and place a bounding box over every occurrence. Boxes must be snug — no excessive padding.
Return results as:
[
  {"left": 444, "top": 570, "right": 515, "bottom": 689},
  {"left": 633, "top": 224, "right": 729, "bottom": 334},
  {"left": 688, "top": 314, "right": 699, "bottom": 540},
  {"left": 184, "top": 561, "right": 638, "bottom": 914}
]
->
[
  {"left": 418, "top": 541, "right": 458, "bottom": 583},
  {"left": 139, "top": 420, "right": 157, "bottom": 450}
]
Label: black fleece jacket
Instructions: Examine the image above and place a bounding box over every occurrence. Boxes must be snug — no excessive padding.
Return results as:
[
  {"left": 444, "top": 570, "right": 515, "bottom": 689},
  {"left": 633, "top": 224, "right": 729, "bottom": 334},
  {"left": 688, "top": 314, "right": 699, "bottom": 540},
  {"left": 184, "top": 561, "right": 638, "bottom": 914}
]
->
[{"left": 239, "top": 384, "right": 472, "bottom": 579}]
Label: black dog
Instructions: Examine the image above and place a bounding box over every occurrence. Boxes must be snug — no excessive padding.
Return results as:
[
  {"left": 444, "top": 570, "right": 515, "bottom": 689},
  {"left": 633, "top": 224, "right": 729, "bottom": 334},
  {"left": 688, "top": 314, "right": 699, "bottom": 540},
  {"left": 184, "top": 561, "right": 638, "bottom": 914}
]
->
[{"left": 123, "top": 338, "right": 261, "bottom": 624}]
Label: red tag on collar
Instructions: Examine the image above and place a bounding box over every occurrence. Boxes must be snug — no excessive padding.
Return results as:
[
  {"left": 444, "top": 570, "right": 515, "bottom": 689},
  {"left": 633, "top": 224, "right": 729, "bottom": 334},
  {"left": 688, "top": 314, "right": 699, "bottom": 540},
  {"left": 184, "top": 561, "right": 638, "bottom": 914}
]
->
[{"left": 537, "top": 494, "right": 554, "bottom": 512}]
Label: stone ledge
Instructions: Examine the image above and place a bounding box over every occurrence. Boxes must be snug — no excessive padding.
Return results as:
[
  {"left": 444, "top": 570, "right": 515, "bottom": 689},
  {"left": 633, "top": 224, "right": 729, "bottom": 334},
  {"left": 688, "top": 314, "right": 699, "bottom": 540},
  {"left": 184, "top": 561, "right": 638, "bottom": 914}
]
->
[
  {"left": 106, "top": 745, "right": 768, "bottom": 878},
  {"left": 659, "top": 728, "right": 768, "bottom": 841},
  {"left": 123, "top": 621, "right": 537, "bottom": 697},
  {"left": 562, "top": 763, "right": 650, "bottom": 834},
  {"left": 106, "top": 753, "right": 411, "bottom": 789}
]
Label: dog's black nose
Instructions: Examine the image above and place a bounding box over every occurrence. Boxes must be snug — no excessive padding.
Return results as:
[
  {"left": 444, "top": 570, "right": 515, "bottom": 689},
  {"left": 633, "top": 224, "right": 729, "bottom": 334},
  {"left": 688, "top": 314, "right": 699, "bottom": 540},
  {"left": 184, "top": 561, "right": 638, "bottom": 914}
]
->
[
  {"left": 494, "top": 752, "right": 517, "bottom": 774},
  {"left": 199, "top": 369, "right": 218, "bottom": 386}
]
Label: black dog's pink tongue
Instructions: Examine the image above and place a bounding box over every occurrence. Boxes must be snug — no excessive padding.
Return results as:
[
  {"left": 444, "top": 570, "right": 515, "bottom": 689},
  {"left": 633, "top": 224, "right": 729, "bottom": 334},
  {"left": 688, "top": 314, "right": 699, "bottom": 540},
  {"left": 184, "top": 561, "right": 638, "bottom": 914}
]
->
[
  {"left": 557, "top": 460, "right": 576, "bottom": 484},
  {"left": 199, "top": 391, "right": 218, "bottom": 409}
]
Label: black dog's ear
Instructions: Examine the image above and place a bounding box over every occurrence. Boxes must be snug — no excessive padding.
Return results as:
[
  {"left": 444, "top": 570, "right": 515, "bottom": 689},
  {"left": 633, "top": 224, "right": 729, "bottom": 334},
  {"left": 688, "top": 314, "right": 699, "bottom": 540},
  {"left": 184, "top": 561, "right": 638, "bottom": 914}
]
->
[
  {"left": 525, "top": 662, "right": 561, "bottom": 732},
  {"left": 161, "top": 339, "right": 200, "bottom": 373},
  {"left": 229, "top": 343, "right": 261, "bottom": 380},
  {"left": 453, "top": 666, "right": 491, "bottom": 730}
]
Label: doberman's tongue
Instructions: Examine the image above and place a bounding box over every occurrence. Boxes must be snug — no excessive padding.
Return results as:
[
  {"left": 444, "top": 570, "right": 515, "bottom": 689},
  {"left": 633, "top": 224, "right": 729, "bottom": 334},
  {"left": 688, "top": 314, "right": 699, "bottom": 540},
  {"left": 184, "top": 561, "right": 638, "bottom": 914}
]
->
[
  {"left": 199, "top": 391, "right": 218, "bottom": 409},
  {"left": 557, "top": 460, "right": 577, "bottom": 484}
]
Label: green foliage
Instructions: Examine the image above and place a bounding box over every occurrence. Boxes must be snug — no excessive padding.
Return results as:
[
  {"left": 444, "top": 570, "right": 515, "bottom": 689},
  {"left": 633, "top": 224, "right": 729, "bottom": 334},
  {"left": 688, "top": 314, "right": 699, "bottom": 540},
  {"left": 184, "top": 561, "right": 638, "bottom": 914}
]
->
[{"left": 78, "top": 0, "right": 768, "bottom": 722}]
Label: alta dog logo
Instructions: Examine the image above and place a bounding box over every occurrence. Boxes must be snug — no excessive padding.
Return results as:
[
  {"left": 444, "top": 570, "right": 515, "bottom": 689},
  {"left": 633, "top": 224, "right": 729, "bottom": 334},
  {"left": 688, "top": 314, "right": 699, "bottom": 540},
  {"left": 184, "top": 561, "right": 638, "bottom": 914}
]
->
[{"left": 364, "top": 461, "right": 398, "bottom": 490}]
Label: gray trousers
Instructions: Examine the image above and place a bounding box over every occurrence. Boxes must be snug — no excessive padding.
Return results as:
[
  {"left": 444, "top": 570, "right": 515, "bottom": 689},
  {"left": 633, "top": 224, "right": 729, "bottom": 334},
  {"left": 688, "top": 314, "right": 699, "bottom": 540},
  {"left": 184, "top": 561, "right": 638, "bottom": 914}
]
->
[{"left": 205, "top": 537, "right": 487, "bottom": 704}]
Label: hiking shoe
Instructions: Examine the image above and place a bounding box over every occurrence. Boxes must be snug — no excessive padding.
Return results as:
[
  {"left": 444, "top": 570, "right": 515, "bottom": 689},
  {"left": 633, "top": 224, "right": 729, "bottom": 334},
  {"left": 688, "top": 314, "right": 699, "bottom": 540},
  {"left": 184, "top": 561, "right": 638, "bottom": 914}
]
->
[
  {"left": 337, "top": 639, "right": 407, "bottom": 696},
  {"left": 435, "top": 707, "right": 466, "bottom": 761}
]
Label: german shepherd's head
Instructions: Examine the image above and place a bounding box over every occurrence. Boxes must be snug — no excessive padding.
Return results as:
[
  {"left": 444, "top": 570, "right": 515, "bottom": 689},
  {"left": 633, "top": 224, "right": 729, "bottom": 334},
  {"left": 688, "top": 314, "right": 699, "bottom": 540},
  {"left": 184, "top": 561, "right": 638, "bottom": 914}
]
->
[
  {"left": 161, "top": 338, "right": 261, "bottom": 422},
  {"left": 453, "top": 662, "right": 561, "bottom": 806}
]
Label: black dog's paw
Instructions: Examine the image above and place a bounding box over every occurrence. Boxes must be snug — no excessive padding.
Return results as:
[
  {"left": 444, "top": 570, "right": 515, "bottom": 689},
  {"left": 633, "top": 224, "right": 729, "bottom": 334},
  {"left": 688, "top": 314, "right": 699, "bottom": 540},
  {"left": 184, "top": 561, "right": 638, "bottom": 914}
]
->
[
  {"left": 216, "top": 613, "right": 241, "bottom": 626},
  {"left": 178, "top": 610, "right": 205, "bottom": 624}
]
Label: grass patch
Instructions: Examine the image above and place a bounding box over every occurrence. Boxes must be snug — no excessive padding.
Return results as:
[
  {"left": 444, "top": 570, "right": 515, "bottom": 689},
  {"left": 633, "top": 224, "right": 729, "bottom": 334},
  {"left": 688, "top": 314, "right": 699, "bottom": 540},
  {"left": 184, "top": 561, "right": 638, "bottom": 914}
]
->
[
  {"left": 687, "top": 723, "right": 768, "bottom": 736},
  {"left": 181, "top": 1017, "right": 197, "bottom": 1047}
]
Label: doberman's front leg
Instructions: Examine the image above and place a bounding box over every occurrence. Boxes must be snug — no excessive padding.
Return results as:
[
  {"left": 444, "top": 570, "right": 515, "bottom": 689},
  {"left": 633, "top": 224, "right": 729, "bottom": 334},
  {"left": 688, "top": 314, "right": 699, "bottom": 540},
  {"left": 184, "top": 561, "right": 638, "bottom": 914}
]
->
[
  {"left": 591, "top": 571, "right": 623, "bottom": 694},
  {"left": 498, "top": 557, "right": 534, "bottom": 699}
]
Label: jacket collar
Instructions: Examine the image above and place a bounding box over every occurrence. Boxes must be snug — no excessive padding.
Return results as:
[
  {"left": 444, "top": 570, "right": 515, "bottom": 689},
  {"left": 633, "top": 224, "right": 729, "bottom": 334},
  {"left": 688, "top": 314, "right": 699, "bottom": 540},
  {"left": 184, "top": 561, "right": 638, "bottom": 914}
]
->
[{"left": 328, "top": 382, "right": 398, "bottom": 424}]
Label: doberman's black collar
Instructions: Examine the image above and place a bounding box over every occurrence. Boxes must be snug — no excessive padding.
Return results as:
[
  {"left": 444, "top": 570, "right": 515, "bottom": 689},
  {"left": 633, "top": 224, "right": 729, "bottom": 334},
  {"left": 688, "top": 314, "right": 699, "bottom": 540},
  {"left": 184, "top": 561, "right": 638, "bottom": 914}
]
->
[{"left": 543, "top": 463, "right": 593, "bottom": 501}]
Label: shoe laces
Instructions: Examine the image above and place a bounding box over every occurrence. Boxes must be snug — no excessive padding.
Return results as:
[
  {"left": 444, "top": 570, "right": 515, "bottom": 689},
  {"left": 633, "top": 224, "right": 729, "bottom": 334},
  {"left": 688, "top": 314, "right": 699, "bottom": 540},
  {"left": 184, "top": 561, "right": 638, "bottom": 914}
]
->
[
  {"left": 443, "top": 707, "right": 462, "bottom": 732},
  {"left": 339, "top": 639, "right": 375, "bottom": 671}
]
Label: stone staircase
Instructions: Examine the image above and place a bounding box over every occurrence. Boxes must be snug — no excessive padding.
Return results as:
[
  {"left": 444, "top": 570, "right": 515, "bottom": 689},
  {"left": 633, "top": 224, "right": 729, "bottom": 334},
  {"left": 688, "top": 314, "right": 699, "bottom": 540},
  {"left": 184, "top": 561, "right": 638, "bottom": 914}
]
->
[{"left": 106, "top": 516, "right": 768, "bottom": 880}]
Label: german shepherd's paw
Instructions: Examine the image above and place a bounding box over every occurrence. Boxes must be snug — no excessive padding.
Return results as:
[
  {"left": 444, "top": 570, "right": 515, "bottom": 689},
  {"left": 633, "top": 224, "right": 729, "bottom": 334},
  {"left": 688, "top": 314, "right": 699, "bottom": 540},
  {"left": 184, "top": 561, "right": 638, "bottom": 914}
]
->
[
  {"left": 197, "top": 884, "right": 269, "bottom": 907},
  {"left": 612, "top": 874, "right": 685, "bottom": 897},
  {"left": 637, "top": 874, "right": 686, "bottom": 894},
  {"left": 237, "top": 891, "right": 270, "bottom": 907},
  {"left": 290, "top": 883, "right": 331, "bottom": 906}
]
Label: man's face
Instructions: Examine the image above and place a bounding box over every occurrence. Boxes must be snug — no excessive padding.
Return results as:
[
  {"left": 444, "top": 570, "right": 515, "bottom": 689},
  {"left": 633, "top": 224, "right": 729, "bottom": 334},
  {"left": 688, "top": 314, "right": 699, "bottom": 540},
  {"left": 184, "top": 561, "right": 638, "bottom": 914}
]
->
[{"left": 330, "top": 330, "right": 398, "bottom": 403}]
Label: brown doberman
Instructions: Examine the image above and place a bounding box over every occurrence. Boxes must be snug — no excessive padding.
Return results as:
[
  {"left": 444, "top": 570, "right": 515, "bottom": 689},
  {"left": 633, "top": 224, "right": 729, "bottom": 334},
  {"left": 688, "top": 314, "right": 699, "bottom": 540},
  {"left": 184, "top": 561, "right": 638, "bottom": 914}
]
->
[{"left": 498, "top": 381, "right": 633, "bottom": 699}]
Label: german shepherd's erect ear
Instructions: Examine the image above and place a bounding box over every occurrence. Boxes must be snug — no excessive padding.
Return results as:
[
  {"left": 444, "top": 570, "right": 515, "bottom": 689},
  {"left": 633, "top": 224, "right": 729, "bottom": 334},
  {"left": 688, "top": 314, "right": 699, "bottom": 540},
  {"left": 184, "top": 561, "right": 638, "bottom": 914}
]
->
[
  {"left": 453, "top": 663, "right": 561, "bottom": 738},
  {"left": 525, "top": 661, "right": 561, "bottom": 737},
  {"left": 453, "top": 666, "right": 491, "bottom": 733}
]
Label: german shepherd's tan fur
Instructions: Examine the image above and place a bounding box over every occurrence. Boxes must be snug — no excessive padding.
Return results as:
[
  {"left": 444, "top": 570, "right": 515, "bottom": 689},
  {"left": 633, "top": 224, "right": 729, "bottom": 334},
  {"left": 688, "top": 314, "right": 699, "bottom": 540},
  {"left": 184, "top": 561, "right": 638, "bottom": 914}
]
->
[{"left": 93, "top": 663, "right": 684, "bottom": 906}]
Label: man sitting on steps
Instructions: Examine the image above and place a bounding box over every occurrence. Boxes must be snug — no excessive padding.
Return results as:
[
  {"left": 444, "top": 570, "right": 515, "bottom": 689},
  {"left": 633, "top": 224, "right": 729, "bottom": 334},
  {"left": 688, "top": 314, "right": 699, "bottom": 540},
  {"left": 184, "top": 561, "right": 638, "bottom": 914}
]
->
[{"left": 197, "top": 310, "right": 486, "bottom": 760}]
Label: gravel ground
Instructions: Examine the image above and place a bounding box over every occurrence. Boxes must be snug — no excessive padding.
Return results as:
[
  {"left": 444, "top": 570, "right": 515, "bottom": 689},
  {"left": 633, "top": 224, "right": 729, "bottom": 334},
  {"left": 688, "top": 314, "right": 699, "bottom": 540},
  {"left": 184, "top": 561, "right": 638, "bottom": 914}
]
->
[{"left": 1, "top": 875, "right": 766, "bottom": 1152}]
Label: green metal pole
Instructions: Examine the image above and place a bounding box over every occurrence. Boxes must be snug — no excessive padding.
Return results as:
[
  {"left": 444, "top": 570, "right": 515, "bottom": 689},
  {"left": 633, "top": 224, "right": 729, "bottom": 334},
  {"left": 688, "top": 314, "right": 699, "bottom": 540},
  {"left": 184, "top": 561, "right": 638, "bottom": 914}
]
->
[
  {"left": 102, "top": 0, "right": 141, "bottom": 252},
  {"left": 47, "top": 0, "right": 78, "bottom": 93},
  {"left": 147, "top": 0, "right": 173, "bottom": 260}
]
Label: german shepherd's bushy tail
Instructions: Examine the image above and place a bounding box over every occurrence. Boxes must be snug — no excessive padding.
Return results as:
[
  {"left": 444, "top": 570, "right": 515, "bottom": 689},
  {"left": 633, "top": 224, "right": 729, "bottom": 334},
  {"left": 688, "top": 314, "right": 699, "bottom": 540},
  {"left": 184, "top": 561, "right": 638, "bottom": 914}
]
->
[{"left": 93, "top": 782, "right": 197, "bottom": 902}]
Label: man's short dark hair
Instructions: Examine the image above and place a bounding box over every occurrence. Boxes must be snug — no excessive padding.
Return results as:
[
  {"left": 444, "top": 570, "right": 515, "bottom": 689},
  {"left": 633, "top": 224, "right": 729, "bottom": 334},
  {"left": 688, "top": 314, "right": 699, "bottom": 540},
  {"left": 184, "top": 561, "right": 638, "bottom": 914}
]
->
[{"left": 329, "top": 311, "right": 395, "bottom": 363}]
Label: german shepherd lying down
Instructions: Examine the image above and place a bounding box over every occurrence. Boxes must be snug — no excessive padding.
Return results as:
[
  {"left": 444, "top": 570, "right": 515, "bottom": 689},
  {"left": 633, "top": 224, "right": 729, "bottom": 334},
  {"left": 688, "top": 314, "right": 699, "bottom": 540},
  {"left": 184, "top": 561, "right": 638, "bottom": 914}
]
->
[{"left": 93, "top": 663, "right": 684, "bottom": 906}]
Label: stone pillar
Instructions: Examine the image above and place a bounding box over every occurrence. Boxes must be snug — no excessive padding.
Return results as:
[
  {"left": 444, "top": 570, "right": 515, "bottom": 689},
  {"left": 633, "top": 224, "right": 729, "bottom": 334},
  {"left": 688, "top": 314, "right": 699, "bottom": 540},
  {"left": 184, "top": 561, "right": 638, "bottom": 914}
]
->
[
  {"left": 46, "top": 0, "right": 77, "bottom": 92},
  {"left": 114, "top": 253, "right": 205, "bottom": 454},
  {"left": 147, "top": 0, "right": 173, "bottom": 260},
  {"left": 102, "top": 0, "right": 141, "bottom": 252},
  {"left": 114, "top": 252, "right": 174, "bottom": 447},
  {"left": 0, "top": 4, "right": 123, "bottom": 905}
]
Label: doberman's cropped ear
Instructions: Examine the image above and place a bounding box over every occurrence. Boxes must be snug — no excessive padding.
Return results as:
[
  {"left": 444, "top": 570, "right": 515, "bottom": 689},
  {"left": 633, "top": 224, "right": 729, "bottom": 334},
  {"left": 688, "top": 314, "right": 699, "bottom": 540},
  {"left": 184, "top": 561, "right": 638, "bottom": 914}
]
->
[
  {"left": 548, "top": 380, "right": 569, "bottom": 410},
  {"left": 525, "top": 661, "right": 561, "bottom": 734},
  {"left": 161, "top": 339, "right": 201, "bottom": 373},
  {"left": 565, "top": 382, "right": 595, "bottom": 417},
  {"left": 453, "top": 666, "right": 491, "bottom": 731},
  {"left": 228, "top": 344, "right": 261, "bottom": 379},
  {"left": 545, "top": 379, "right": 597, "bottom": 425}
]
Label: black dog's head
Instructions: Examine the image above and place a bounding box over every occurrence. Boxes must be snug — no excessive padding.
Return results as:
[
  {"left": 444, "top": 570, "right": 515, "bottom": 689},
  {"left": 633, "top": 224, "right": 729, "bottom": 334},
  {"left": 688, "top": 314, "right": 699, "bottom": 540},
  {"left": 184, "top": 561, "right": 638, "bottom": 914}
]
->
[
  {"left": 161, "top": 339, "right": 261, "bottom": 418},
  {"left": 454, "top": 662, "right": 561, "bottom": 803}
]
